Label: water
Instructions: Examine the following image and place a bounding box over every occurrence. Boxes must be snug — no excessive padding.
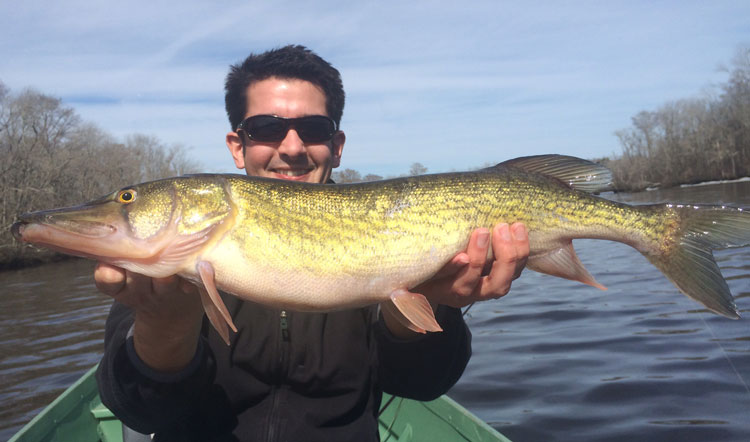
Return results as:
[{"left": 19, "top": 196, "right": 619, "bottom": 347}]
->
[
  {"left": 1, "top": 182, "right": 749, "bottom": 441},
  {"left": 451, "top": 181, "right": 750, "bottom": 441},
  {"left": 0, "top": 259, "right": 111, "bottom": 440}
]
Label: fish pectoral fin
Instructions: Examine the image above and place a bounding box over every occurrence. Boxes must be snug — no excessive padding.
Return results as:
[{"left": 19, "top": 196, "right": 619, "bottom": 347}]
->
[
  {"left": 380, "top": 300, "right": 428, "bottom": 334},
  {"left": 198, "top": 287, "right": 230, "bottom": 345},
  {"left": 197, "top": 260, "right": 238, "bottom": 345},
  {"left": 527, "top": 242, "right": 607, "bottom": 290},
  {"left": 389, "top": 289, "right": 443, "bottom": 333},
  {"left": 156, "top": 225, "right": 216, "bottom": 267}
]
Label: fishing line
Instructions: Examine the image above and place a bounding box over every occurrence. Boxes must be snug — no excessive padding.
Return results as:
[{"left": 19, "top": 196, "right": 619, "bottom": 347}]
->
[
  {"left": 462, "top": 302, "right": 476, "bottom": 317},
  {"left": 380, "top": 397, "right": 404, "bottom": 442},
  {"left": 699, "top": 314, "right": 750, "bottom": 396}
]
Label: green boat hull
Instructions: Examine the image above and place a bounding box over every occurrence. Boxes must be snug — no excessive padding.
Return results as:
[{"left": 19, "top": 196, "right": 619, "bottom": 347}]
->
[{"left": 10, "top": 365, "right": 510, "bottom": 442}]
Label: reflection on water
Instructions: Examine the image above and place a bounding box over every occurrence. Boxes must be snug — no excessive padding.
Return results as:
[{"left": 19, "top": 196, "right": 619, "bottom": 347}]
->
[{"left": 1, "top": 182, "right": 749, "bottom": 441}]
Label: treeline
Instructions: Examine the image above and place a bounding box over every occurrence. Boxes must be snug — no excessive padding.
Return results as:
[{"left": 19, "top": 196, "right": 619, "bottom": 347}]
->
[
  {"left": 0, "top": 83, "right": 200, "bottom": 267},
  {"left": 332, "top": 162, "right": 428, "bottom": 183},
  {"left": 604, "top": 46, "right": 750, "bottom": 190}
]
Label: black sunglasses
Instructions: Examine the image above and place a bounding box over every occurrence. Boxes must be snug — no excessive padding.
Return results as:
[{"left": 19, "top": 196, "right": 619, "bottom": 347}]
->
[{"left": 237, "top": 115, "right": 337, "bottom": 144}]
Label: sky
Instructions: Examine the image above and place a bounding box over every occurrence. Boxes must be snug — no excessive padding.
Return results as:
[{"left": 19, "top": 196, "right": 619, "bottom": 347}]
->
[{"left": 2, "top": 1, "right": 749, "bottom": 177}]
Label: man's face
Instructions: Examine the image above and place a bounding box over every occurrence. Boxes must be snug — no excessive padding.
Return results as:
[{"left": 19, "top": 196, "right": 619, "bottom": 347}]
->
[{"left": 226, "top": 77, "right": 345, "bottom": 184}]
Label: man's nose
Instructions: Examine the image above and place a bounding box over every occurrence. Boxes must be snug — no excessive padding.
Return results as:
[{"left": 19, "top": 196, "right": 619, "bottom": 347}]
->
[{"left": 277, "top": 129, "right": 306, "bottom": 157}]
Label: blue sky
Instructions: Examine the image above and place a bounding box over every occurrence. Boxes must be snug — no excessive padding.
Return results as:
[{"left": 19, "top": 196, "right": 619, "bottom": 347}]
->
[{"left": 2, "top": 1, "right": 749, "bottom": 177}]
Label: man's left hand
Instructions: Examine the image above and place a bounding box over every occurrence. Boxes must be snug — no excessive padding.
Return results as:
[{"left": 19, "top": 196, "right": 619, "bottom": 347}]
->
[
  {"left": 415, "top": 222, "right": 529, "bottom": 308},
  {"left": 380, "top": 223, "right": 529, "bottom": 338}
]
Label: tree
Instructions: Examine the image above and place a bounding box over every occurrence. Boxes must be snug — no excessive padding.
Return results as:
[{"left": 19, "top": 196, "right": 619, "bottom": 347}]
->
[
  {"left": 611, "top": 46, "right": 750, "bottom": 190},
  {"left": 362, "top": 174, "right": 383, "bottom": 182},
  {"left": 0, "top": 86, "right": 201, "bottom": 266},
  {"left": 409, "top": 162, "right": 428, "bottom": 176},
  {"left": 332, "top": 168, "right": 362, "bottom": 183}
]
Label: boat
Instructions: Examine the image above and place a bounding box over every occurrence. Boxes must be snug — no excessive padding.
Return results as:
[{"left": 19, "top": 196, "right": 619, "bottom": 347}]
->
[{"left": 9, "top": 365, "right": 511, "bottom": 442}]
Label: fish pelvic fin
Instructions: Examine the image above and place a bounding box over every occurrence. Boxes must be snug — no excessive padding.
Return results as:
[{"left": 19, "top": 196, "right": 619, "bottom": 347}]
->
[
  {"left": 489, "top": 154, "right": 613, "bottom": 193},
  {"left": 389, "top": 289, "right": 442, "bottom": 333},
  {"left": 527, "top": 241, "right": 607, "bottom": 290},
  {"left": 643, "top": 205, "right": 748, "bottom": 319},
  {"left": 197, "top": 260, "right": 238, "bottom": 345}
]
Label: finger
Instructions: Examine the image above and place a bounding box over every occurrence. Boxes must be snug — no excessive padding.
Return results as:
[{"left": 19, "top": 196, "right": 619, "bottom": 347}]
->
[
  {"left": 432, "top": 253, "right": 470, "bottom": 279},
  {"left": 179, "top": 277, "right": 199, "bottom": 295},
  {"left": 510, "top": 222, "right": 529, "bottom": 280},
  {"left": 476, "top": 223, "right": 517, "bottom": 299},
  {"left": 151, "top": 274, "right": 179, "bottom": 294},
  {"left": 94, "top": 262, "right": 127, "bottom": 296},
  {"left": 412, "top": 278, "right": 472, "bottom": 308},
  {"left": 450, "top": 227, "right": 491, "bottom": 298}
]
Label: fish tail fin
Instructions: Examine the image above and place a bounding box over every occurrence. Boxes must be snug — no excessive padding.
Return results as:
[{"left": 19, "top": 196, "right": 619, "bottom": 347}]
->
[{"left": 642, "top": 204, "right": 749, "bottom": 319}]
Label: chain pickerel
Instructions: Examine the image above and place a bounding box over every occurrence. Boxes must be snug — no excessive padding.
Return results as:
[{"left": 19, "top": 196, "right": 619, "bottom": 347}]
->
[{"left": 12, "top": 155, "right": 748, "bottom": 343}]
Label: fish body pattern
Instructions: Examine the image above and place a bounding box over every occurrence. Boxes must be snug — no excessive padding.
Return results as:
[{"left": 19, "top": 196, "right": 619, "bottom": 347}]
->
[{"left": 12, "top": 155, "right": 748, "bottom": 343}]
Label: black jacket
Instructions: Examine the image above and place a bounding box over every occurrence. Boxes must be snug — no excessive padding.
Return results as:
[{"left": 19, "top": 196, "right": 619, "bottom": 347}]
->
[{"left": 96, "top": 294, "right": 471, "bottom": 442}]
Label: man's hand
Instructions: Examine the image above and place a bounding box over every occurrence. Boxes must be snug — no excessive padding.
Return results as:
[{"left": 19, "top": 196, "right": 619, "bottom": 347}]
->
[
  {"left": 418, "top": 222, "right": 529, "bottom": 308},
  {"left": 381, "top": 223, "right": 529, "bottom": 338},
  {"left": 95, "top": 263, "right": 204, "bottom": 372}
]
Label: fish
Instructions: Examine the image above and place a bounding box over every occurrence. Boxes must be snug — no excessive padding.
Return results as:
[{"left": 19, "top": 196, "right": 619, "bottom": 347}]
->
[{"left": 11, "top": 155, "right": 749, "bottom": 344}]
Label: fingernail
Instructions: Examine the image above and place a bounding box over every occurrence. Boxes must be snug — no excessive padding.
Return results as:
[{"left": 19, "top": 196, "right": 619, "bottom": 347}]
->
[
  {"left": 499, "top": 223, "right": 511, "bottom": 241},
  {"left": 512, "top": 223, "right": 527, "bottom": 240},
  {"left": 477, "top": 229, "right": 490, "bottom": 248}
]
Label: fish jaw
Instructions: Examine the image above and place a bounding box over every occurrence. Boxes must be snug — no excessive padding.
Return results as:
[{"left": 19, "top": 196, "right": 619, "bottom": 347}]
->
[{"left": 12, "top": 202, "right": 175, "bottom": 261}]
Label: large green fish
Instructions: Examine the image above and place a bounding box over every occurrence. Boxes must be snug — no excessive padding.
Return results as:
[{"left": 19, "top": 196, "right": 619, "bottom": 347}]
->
[{"left": 12, "top": 155, "right": 748, "bottom": 343}]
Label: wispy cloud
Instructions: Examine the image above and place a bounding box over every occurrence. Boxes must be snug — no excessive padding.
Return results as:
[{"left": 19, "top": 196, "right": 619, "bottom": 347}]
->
[{"left": 2, "top": 1, "right": 749, "bottom": 175}]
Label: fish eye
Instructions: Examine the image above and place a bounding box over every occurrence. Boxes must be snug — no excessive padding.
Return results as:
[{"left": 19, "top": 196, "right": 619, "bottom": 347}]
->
[{"left": 117, "top": 189, "right": 136, "bottom": 204}]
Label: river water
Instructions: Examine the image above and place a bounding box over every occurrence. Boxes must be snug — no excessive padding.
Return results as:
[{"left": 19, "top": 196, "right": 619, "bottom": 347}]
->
[{"left": 1, "top": 182, "right": 749, "bottom": 441}]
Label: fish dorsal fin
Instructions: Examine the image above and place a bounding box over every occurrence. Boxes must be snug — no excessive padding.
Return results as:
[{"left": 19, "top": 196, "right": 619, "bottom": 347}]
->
[{"left": 492, "top": 154, "right": 613, "bottom": 193}]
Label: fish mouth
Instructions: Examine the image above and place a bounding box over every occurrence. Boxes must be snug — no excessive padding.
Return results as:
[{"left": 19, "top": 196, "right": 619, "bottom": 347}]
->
[
  {"left": 12, "top": 215, "right": 120, "bottom": 259},
  {"left": 11, "top": 199, "right": 163, "bottom": 260},
  {"left": 11, "top": 221, "right": 25, "bottom": 241},
  {"left": 13, "top": 217, "right": 115, "bottom": 239}
]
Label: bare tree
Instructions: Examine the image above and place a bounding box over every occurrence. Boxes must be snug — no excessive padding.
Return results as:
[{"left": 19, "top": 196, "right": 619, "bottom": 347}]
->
[
  {"left": 0, "top": 86, "right": 201, "bottom": 266},
  {"left": 610, "top": 46, "right": 750, "bottom": 190},
  {"left": 362, "top": 174, "right": 383, "bottom": 182},
  {"left": 408, "top": 163, "right": 428, "bottom": 176},
  {"left": 332, "top": 168, "right": 362, "bottom": 183}
]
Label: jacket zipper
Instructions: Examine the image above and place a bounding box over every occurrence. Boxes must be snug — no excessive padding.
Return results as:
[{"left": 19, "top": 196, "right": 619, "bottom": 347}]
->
[
  {"left": 280, "top": 310, "right": 290, "bottom": 342},
  {"left": 266, "top": 310, "right": 290, "bottom": 442}
]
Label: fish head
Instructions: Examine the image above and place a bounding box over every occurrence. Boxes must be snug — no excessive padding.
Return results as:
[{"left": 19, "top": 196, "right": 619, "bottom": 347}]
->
[{"left": 11, "top": 175, "right": 234, "bottom": 276}]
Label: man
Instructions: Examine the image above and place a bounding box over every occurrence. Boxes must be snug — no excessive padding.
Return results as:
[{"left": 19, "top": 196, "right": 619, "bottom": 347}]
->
[{"left": 96, "top": 45, "right": 529, "bottom": 441}]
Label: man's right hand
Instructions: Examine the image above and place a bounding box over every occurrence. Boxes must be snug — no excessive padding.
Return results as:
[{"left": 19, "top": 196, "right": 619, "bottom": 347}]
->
[{"left": 95, "top": 262, "right": 204, "bottom": 373}]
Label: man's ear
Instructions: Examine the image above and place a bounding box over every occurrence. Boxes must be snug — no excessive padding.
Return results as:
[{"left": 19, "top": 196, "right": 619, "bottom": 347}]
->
[
  {"left": 226, "top": 131, "right": 246, "bottom": 169},
  {"left": 331, "top": 131, "right": 345, "bottom": 168}
]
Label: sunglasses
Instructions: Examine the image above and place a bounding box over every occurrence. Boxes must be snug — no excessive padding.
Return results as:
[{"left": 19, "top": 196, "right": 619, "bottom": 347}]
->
[{"left": 237, "top": 115, "right": 338, "bottom": 144}]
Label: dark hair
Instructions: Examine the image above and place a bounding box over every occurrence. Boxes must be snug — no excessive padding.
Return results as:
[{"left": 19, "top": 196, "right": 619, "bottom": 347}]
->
[{"left": 224, "top": 45, "right": 345, "bottom": 131}]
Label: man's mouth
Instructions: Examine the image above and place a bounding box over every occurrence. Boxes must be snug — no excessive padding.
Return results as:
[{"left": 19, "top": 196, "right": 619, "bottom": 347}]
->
[{"left": 271, "top": 168, "right": 313, "bottom": 179}]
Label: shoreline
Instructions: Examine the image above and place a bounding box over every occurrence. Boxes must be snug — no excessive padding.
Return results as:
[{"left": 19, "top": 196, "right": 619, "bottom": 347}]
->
[{"left": 679, "top": 176, "right": 750, "bottom": 188}]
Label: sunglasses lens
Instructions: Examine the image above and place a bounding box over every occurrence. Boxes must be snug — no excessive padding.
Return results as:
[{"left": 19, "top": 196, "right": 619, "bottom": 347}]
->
[
  {"left": 296, "top": 116, "right": 336, "bottom": 143},
  {"left": 241, "top": 115, "right": 336, "bottom": 143},
  {"left": 245, "top": 116, "right": 289, "bottom": 142}
]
